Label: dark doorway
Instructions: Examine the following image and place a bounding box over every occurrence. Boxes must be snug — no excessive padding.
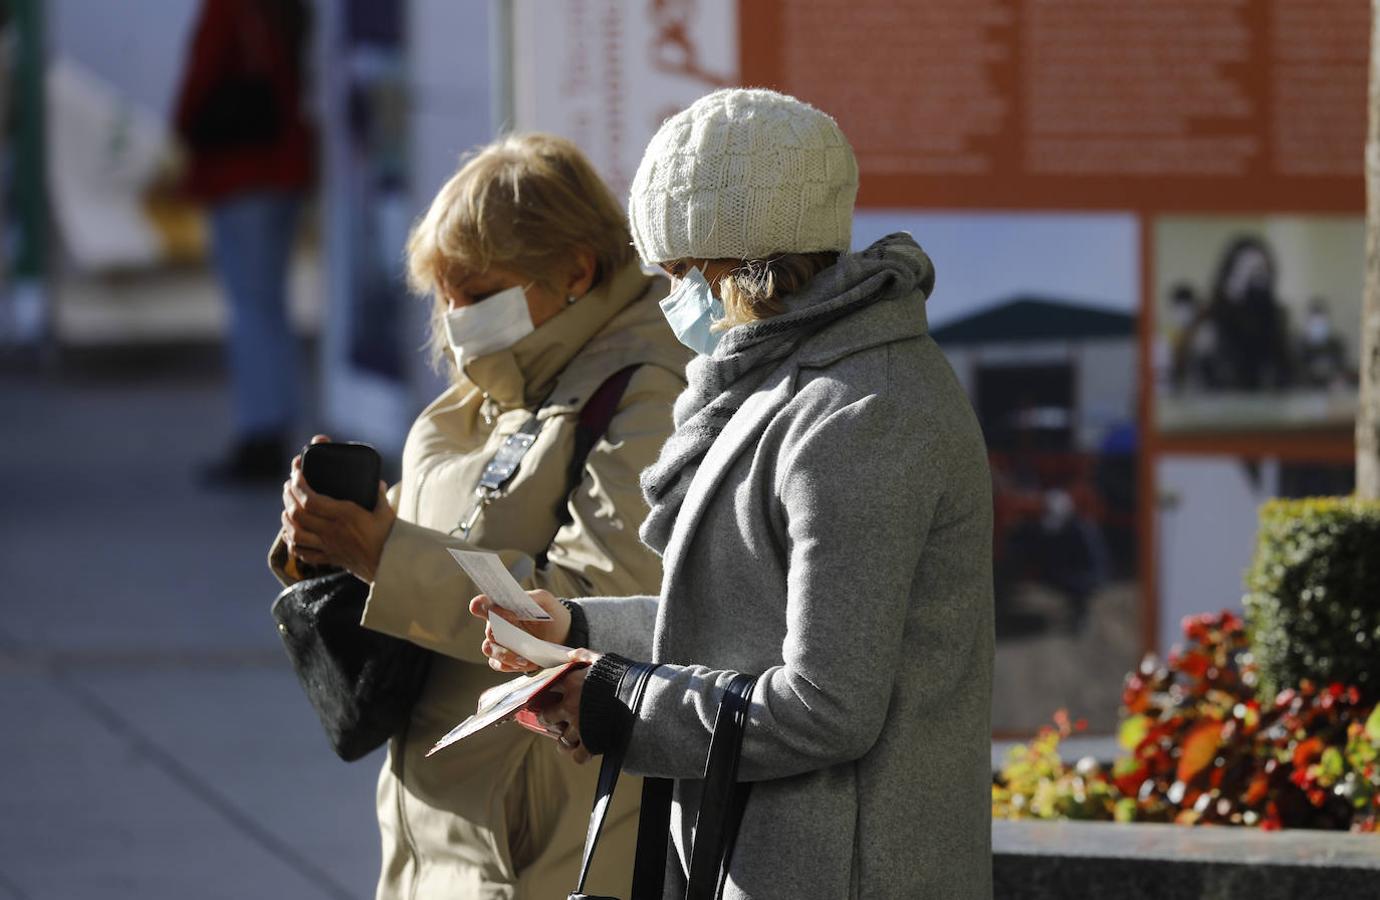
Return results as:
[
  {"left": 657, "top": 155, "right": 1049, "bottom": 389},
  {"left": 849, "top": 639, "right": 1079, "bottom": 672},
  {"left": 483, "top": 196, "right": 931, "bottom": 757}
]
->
[{"left": 976, "top": 362, "right": 1076, "bottom": 452}]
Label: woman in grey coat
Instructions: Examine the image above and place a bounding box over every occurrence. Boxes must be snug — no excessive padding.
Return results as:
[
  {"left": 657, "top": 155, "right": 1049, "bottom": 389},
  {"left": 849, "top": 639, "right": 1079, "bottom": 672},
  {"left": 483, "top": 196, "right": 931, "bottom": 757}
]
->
[{"left": 473, "top": 88, "right": 995, "bottom": 899}]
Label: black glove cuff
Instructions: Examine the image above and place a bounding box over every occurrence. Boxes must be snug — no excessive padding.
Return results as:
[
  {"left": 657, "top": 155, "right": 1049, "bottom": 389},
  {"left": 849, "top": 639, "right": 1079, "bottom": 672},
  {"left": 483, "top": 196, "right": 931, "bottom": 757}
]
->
[
  {"left": 579, "top": 652, "right": 635, "bottom": 756},
  {"left": 559, "top": 598, "right": 591, "bottom": 650}
]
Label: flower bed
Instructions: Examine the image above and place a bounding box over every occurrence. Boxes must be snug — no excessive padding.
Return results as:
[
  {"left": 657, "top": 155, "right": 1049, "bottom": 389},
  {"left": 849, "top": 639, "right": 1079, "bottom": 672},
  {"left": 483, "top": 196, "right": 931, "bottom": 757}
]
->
[{"left": 993, "top": 611, "right": 1380, "bottom": 832}]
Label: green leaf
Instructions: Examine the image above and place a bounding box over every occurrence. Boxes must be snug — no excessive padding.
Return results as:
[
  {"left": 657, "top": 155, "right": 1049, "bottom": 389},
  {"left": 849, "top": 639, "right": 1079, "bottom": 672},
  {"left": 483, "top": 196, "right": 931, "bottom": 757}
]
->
[
  {"left": 1365, "top": 706, "right": 1380, "bottom": 744},
  {"left": 1112, "top": 756, "right": 1141, "bottom": 776},
  {"left": 1318, "top": 747, "right": 1345, "bottom": 782},
  {"left": 1119, "top": 714, "right": 1150, "bottom": 751}
]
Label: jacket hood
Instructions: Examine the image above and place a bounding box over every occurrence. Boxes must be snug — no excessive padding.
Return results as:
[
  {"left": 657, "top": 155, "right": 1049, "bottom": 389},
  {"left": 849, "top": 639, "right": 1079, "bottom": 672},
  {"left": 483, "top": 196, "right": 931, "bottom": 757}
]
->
[{"left": 718, "top": 231, "right": 934, "bottom": 369}]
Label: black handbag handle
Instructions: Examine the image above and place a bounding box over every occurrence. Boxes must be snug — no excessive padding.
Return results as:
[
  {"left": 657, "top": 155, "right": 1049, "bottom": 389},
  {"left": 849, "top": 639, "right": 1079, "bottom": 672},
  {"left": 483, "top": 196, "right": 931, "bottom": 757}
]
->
[
  {"left": 686, "top": 673, "right": 756, "bottom": 900},
  {"left": 631, "top": 775, "right": 673, "bottom": 898},
  {"left": 569, "top": 662, "right": 662, "bottom": 900},
  {"left": 569, "top": 670, "right": 757, "bottom": 900}
]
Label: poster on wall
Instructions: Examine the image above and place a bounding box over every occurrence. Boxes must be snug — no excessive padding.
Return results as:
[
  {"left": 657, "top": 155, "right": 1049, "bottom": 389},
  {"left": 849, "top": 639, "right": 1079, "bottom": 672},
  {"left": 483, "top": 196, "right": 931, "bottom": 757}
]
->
[
  {"left": 510, "top": 0, "right": 738, "bottom": 196},
  {"left": 507, "top": 0, "right": 1368, "bottom": 734},
  {"left": 739, "top": 0, "right": 1366, "bottom": 213},
  {"left": 1152, "top": 215, "right": 1363, "bottom": 434},
  {"left": 731, "top": 0, "right": 1367, "bottom": 733},
  {"left": 853, "top": 211, "right": 1141, "bottom": 732}
]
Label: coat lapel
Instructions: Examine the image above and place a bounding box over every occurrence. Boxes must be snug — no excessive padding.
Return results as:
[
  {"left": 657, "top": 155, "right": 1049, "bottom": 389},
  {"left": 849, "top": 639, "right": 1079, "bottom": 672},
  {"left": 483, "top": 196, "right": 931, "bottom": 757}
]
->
[{"left": 657, "top": 360, "right": 799, "bottom": 594}]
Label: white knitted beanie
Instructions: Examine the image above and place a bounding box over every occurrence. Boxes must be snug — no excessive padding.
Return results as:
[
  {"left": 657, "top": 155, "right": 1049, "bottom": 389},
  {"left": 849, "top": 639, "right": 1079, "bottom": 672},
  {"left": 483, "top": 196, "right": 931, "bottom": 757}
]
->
[{"left": 627, "top": 88, "right": 859, "bottom": 265}]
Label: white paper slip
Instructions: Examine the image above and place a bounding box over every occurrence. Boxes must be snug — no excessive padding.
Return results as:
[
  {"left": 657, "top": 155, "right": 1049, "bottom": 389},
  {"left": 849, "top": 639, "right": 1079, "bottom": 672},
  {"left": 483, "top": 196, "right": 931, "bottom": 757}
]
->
[
  {"left": 427, "top": 663, "right": 572, "bottom": 756},
  {"left": 488, "top": 611, "right": 571, "bottom": 669},
  {"left": 447, "top": 548, "right": 552, "bottom": 621}
]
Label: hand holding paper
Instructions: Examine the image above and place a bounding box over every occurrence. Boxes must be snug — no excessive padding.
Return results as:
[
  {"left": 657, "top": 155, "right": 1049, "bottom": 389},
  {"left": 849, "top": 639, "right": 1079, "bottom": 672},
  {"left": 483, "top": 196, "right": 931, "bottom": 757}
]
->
[
  {"left": 454, "top": 549, "right": 575, "bottom": 671},
  {"left": 486, "top": 612, "right": 571, "bottom": 669},
  {"left": 427, "top": 661, "right": 584, "bottom": 756},
  {"left": 428, "top": 646, "right": 603, "bottom": 758},
  {"left": 448, "top": 548, "right": 553, "bottom": 620}
]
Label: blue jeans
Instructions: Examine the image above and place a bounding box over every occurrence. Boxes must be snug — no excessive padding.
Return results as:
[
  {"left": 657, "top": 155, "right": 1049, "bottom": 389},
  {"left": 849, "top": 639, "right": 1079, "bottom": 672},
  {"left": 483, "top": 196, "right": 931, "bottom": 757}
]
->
[{"left": 208, "top": 190, "right": 302, "bottom": 439}]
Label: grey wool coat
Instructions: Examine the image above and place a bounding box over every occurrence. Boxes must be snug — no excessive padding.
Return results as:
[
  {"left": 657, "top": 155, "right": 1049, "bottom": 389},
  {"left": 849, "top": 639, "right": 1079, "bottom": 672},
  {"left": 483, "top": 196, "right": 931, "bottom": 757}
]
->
[{"left": 574, "top": 234, "right": 995, "bottom": 899}]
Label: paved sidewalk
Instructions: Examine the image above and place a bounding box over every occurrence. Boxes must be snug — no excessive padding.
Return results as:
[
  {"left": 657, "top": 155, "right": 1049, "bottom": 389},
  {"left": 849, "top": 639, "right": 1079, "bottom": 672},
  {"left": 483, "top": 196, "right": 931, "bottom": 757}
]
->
[{"left": 0, "top": 360, "right": 381, "bottom": 899}]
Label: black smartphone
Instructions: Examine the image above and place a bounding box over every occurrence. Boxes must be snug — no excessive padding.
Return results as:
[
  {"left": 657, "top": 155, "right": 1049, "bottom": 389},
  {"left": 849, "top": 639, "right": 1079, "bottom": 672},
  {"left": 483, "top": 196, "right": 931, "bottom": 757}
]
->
[{"left": 301, "top": 442, "right": 381, "bottom": 511}]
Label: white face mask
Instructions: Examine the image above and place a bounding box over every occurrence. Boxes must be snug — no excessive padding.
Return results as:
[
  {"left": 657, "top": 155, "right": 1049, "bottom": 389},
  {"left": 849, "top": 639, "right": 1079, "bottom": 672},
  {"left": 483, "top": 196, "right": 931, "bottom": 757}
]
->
[{"left": 443, "top": 284, "right": 535, "bottom": 370}]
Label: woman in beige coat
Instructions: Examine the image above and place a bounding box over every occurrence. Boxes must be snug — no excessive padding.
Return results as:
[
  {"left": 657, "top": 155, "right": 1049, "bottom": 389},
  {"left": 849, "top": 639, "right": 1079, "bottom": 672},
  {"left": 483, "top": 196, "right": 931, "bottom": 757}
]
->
[{"left": 272, "top": 133, "right": 689, "bottom": 899}]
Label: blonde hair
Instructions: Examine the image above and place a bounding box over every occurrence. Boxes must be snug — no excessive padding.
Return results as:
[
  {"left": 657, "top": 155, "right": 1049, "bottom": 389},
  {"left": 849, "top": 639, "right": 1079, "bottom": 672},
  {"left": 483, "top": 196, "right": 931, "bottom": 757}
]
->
[
  {"left": 406, "top": 133, "right": 634, "bottom": 370},
  {"left": 713, "top": 251, "right": 840, "bottom": 330}
]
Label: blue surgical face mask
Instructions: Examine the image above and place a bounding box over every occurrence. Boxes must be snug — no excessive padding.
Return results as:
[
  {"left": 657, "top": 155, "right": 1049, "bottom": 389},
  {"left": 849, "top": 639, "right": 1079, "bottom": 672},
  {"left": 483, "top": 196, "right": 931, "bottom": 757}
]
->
[{"left": 660, "top": 266, "right": 725, "bottom": 356}]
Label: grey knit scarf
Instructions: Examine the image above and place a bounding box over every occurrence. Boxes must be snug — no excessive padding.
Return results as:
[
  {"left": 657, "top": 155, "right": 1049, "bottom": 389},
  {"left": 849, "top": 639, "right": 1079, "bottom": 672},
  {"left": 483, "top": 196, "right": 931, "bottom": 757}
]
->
[{"left": 639, "top": 232, "right": 936, "bottom": 554}]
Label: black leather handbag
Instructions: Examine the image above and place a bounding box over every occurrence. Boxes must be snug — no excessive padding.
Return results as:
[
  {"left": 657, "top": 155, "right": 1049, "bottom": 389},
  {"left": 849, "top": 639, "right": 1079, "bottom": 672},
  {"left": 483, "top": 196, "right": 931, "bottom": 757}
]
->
[
  {"left": 271, "top": 570, "right": 430, "bottom": 761},
  {"left": 570, "top": 666, "right": 757, "bottom": 900}
]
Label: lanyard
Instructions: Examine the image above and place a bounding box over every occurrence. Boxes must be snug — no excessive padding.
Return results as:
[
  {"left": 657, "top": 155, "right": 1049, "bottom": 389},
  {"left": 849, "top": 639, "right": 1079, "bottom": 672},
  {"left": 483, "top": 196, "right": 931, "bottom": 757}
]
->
[{"left": 451, "top": 412, "right": 544, "bottom": 539}]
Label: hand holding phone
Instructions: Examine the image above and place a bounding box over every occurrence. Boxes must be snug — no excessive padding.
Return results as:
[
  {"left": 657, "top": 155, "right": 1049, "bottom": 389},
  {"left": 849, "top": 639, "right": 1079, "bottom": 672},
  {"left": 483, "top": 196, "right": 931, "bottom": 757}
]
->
[
  {"left": 282, "top": 436, "right": 395, "bottom": 582},
  {"left": 301, "top": 441, "right": 381, "bottom": 509}
]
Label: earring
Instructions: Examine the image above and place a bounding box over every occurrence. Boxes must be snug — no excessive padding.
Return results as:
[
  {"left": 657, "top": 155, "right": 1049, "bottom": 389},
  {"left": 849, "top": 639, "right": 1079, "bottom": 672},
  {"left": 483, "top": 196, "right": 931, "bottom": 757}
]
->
[{"left": 566, "top": 293, "right": 579, "bottom": 305}]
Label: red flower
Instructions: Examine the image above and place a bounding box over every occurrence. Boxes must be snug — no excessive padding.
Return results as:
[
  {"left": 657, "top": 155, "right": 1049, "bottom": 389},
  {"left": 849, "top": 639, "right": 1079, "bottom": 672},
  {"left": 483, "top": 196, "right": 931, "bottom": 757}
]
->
[
  {"left": 1244, "top": 773, "right": 1269, "bottom": 806},
  {"left": 1292, "top": 736, "right": 1325, "bottom": 771}
]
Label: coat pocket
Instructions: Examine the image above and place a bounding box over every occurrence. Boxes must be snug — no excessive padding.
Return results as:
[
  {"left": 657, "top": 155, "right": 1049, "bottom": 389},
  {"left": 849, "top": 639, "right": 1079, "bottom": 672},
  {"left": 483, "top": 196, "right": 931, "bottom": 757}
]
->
[{"left": 501, "top": 737, "right": 570, "bottom": 877}]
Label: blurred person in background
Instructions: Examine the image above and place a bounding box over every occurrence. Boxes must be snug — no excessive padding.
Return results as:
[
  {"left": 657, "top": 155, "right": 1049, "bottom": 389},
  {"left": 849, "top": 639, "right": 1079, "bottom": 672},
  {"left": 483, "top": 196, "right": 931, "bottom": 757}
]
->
[
  {"left": 1167, "top": 282, "right": 1222, "bottom": 393},
  {"left": 275, "top": 134, "right": 689, "bottom": 899},
  {"left": 173, "top": 0, "right": 315, "bottom": 484},
  {"left": 1297, "top": 296, "right": 1351, "bottom": 389},
  {"left": 1206, "top": 236, "right": 1295, "bottom": 393},
  {"left": 998, "top": 487, "right": 1109, "bottom": 634}
]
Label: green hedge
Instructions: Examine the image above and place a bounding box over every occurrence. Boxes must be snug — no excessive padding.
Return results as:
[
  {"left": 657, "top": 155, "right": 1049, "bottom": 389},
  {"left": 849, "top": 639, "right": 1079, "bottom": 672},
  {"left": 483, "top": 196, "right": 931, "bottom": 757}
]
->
[{"left": 1245, "top": 498, "right": 1380, "bottom": 703}]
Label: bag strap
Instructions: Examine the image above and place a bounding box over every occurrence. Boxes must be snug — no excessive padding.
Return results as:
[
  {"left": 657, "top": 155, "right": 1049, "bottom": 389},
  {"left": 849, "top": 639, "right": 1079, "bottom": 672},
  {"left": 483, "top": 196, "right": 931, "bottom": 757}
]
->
[
  {"left": 563, "top": 365, "right": 641, "bottom": 523},
  {"left": 630, "top": 776, "right": 674, "bottom": 900},
  {"left": 572, "top": 670, "right": 757, "bottom": 900},
  {"left": 686, "top": 673, "right": 757, "bottom": 900},
  {"left": 539, "top": 365, "right": 640, "bottom": 565},
  {"left": 571, "top": 661, "right": 661, "bottom": 899},
  {"left": 457, "top": 366, "right": 640, "bottom": 544}
]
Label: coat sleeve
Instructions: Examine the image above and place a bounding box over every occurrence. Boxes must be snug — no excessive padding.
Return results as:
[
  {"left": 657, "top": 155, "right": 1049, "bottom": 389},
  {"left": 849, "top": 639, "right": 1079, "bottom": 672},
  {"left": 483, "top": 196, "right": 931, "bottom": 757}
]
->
[
  {"left": 358, "top": 365, "right": 682, "bottom": 664},
  {"left": 611, "top": 390, "right": 944, "bottom": 782},
  {"left": 571, "top": 593, "right": 661, "bottom": 661}
]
